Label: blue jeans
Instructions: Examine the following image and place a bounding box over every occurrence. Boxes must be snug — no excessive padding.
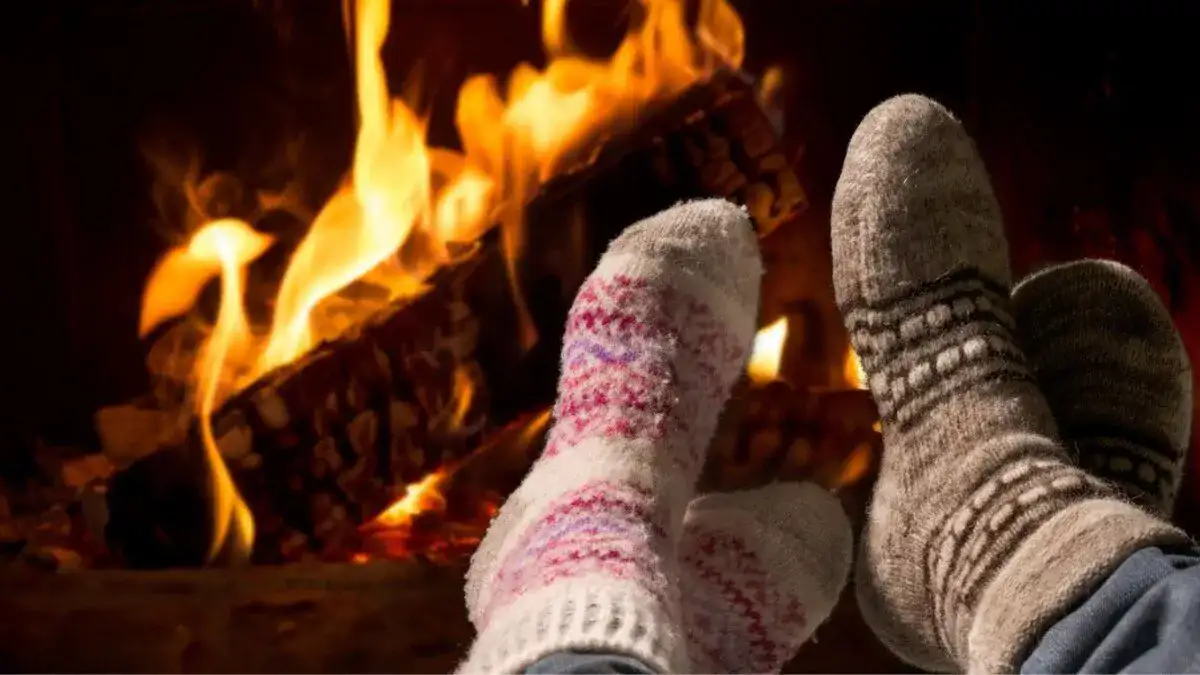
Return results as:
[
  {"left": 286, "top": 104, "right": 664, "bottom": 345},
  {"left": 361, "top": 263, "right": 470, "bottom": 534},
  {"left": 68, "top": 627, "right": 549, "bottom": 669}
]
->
[{"left": 524, "top": 547, "right": 1200, "bottom": 674}]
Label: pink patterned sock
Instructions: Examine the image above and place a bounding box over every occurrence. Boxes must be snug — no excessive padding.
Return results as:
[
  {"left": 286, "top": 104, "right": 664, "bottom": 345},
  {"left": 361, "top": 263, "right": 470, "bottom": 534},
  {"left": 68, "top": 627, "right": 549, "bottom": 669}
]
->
[
  {"left": 680, "top": 482, "right": 853, "bottom": 673},
  {"left": 459, "top": 199, "right": 763, "bottom": 673}
]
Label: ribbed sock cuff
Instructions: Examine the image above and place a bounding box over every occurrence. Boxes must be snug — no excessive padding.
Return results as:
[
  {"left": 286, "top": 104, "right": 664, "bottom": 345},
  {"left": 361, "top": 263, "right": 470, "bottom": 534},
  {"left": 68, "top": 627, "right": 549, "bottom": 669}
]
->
[
  {"left": 967, "top": 498, "right": 1193, "bottom": 672},
  {"left": 458, "top": 579, "right": 687, "bottom": 674}
]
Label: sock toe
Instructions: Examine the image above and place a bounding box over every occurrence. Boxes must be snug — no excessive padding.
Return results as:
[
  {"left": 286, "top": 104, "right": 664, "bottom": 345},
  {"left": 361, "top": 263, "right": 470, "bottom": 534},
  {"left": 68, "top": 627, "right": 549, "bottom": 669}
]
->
[
  {"left": 832, "top": 93, "right": 1009, "bottom": 310},
  {"left": 681, "top": 482, "right": 854, "bottom": 672},
  {"left": 685, "top": 482, "right": 853, "bottom": 625},
  {"left": 605, "top": 197, "right": 763, "bottom": 322},
  {"left": 1012, "top": 259, "right": 1193, "bottom": 515}
]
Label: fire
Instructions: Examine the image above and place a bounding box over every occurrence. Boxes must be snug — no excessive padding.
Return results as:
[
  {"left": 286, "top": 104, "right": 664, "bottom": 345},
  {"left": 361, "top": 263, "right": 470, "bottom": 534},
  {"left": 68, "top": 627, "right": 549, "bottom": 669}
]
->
[
  {"left": 747, "top": 317, "right": 789, "bottom": 384},
  {"left": 372, "top": 468, "right": 450, "bottom": 528},
  {"left": 833, "top": 441, "right": 874, "bottom": 489},
  {"left": 138, "top": 0, "right": 747, "bottom": 562},
  {"left": 844, "top": 345, "right": 867, "bottom": 389},
  {"left": 140, "top": 219, "right": 271, "bottom": 564},
  {"left": 361, "top": 408, "right": 553, "bottom": 561}
]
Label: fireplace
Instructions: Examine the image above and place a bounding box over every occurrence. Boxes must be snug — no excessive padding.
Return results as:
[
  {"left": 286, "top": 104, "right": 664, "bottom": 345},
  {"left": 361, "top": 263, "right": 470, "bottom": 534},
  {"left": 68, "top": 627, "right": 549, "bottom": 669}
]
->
[{"left": 5, "top": 0, "right": 1200, "bottom": 672}]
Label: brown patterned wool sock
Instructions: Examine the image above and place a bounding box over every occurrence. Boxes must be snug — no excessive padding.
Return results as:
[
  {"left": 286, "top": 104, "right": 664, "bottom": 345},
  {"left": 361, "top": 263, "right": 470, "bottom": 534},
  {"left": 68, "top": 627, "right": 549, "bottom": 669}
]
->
[
  {"left": 1012, "top": 260, "right": 1193, "bottom": 517},
  {"left": 831, "top": 94, "right": 1193, "bottom": 673}
]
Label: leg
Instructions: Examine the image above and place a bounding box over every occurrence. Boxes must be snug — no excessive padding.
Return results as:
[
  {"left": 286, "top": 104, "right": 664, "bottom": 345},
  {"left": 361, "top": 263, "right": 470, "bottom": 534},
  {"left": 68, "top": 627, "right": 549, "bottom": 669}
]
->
[
  {"left": 524, "top": 651, "right": 657, "bottom": 674},
  {"left": 1022, "top": 546, "right": 1200, "bottom": 673},
  {"left": 831, "top": 94, "right": 1192, "bottom": 672},
  {"left": 460, "top": 199, "right": 762, "bottom": 673}
]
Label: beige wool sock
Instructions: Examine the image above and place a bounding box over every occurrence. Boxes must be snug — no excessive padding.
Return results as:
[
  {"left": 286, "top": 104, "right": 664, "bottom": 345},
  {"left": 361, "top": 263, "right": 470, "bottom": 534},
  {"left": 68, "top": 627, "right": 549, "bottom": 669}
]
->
[
  {"left": 1011, "top": 259, "right": 1193, "bottom": 517},
  {"left": 679, "top": 482, "right": 853, "bottom": 673},
  {"left": 831, "top": 94, "right": 1193, "bottom": 673},
  {"left": 459, "top": 199, "right": 762, "bottom": 673}
]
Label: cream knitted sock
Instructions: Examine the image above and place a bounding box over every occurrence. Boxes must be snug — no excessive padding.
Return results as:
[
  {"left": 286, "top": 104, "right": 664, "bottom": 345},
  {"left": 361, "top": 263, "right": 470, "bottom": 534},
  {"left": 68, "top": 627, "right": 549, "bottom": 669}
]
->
[
  {"left": 680, "top": 482, "right": 852, "bottom": 673},
  {"left": 459, "top": 198, "right": 763, "bottom": 673},
  {"left": 832, "top": 94, "right": 1192, "bottom": 673},
  {"left": 1012, "top": 259, "right": 1193, "bottom": 517}
]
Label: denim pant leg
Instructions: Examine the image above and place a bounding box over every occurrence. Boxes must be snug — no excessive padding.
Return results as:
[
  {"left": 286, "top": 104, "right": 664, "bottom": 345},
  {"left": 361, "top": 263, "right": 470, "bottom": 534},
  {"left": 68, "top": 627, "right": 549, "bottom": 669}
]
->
[
  {"left": 1022, "top": 546, "right": 1200, "bottom": 673},
  {"left": 524, "top": 651, "right": 657, "bottom": 674}
]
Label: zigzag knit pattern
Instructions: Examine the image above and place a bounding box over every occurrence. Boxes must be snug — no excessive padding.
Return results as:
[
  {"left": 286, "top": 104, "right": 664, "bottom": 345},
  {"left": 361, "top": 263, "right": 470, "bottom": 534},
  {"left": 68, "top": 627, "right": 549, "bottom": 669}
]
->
[
  {"left": 684, "top": 529, "right": 798, "bottom": 671},
  {"left": 543, "top": 272, "right": 749, "bottom": 466},
  {"left": 459, "top": 199, "right": 762, "bottom": 674},
  {"left": 678, "top": 482, "right": 852, "bottom": 674}
]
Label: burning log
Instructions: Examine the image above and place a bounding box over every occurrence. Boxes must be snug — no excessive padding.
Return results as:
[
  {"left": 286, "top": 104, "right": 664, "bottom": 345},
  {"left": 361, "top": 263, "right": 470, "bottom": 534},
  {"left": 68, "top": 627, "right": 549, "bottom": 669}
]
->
[
  {"left": 703, "top": 383, "right": 882, "bottom": 495},
  {"left": 102, "top": 69, "right": 805, "bottom": 567},
  {"left": 106, "top": 244, "right": 506, "bottom": 566}
]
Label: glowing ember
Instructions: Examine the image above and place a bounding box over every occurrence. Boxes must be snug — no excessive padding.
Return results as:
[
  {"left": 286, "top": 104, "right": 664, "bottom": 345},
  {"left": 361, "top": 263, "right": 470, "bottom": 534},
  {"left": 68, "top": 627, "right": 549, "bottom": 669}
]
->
[
  {"left": 747, "top": 317, "right": 789, "bottom": 384},
  {"left": 360, "top": 408, "right": 553, "bottom": 562},
  {"left": 372, "top": 468, "right": 451, "bottom": 529},
  {"left": 138, "top": 0, "right": 750, "bottom": 561}
]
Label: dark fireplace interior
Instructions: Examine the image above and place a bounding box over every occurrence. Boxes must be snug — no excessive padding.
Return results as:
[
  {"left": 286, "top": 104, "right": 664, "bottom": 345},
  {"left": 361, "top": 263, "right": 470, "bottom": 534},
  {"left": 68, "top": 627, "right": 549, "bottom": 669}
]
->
[{"left": 5, "top": 0, "right": 1200, "bottom": 672}]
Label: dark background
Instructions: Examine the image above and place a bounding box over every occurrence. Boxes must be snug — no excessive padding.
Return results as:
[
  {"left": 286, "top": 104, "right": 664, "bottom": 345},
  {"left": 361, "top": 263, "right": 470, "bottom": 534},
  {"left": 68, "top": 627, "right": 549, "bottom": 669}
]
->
[{"left": 5, "top": 1, "right": 1200, "bottom": 669}]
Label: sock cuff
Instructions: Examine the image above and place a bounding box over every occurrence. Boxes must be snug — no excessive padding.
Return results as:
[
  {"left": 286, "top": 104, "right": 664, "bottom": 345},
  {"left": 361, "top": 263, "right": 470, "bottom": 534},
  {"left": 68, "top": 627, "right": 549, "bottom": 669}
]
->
[
  {"left": 457, "top": 579, "right": 687, "bottom": 674},
  {"left": 966, "top": 498, "right": 1193, "bottom": 672}
]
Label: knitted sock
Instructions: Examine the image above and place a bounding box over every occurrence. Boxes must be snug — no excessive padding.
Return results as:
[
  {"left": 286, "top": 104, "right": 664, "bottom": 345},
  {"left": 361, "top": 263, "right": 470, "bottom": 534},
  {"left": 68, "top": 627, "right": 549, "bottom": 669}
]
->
[
  {"left": 459, "top": 198, "right": 762, "bottom": 673},
  {"left": 680, "top": 482, "right": 853, "bottom": 673},
  {"left": 1012, "top": 260, "right": 1193, "bottom": 517},
  {"left": 831, "top": 94, "right": 1191, "bottom": 673}
]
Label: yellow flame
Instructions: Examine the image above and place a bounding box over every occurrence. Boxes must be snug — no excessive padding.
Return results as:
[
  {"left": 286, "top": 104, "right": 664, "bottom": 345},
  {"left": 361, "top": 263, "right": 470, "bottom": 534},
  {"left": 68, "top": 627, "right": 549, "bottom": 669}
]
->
[
  {"left": 747, "top": 317, "right": 788, "bottom": 384},
  {"left": 520, "top": 408, "right": 554, "bottom": 446},
  {"left": 757, "top": 65, "right": 783, "bottom": 108},
  {"left": 844, "top": 345, "right": 866, "bottom": 389},
  {"left": 142, "top": 219, "right": 271, "bottom": 562},
  {"left": 834, "top": 441, "right": 874, "bottom": 489},
  {"left": 139, "top": 0, "right": 749, "bottom": 562},
  {"left": 373, "top": 469, "right": 450, "bottom": 527}
]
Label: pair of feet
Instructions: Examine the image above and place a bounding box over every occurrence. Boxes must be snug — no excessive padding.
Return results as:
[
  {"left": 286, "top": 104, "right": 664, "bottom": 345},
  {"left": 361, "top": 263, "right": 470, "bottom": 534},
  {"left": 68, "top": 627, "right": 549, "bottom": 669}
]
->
[
  {"left": 461, "top": 96, "right": 1194, "bottom": 673},
  {"left": 461, "top": 200, "right": 843, "bottom": 673}
]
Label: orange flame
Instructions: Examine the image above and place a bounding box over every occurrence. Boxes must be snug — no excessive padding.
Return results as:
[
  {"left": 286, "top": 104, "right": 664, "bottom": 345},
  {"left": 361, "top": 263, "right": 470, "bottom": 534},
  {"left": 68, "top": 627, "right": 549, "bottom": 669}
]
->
[
  {"left": 844, "top": 345, "right": 867, "bottom": 390},
  {"left": 360, "top": 406, "right": 553, "bottom": 561},
  {"left": 138, "top": 0, "right": 748, "bottom": 562},
  {"left": 747, "top": 317, "right": 788, "bottom": 384},
  {"left": 372, "top": 468, "right": 451, "bottom": 528},
  {"left": 140, "top": 219, "right": 270, "bottom": 563}
]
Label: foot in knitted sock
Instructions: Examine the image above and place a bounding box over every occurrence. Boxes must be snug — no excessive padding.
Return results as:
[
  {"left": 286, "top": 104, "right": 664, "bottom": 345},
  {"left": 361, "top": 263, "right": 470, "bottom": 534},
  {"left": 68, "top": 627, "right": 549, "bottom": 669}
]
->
[
  {"left": 460, "top": 198, "right": 762, "bottom": 673},
  {"left": 832, "top": 94, "right": 1190, "bottom": 672},
  {"left": 1012, "top": 260, "right": 1193, "bottom": 517},
  {"left": 680, "top": 482, "right": 853, "bottom": 673}
]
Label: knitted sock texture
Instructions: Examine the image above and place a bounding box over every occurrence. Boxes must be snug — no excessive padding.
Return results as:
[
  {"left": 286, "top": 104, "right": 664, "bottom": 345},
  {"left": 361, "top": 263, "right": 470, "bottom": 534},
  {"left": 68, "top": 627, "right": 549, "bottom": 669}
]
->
[
  {"left": 458, "top": 198, "right": 763, "bottom": 673},
  {"left": 679, "top": 482, "right": 852, "bottom": 673},
  {"left": 1011, "top": 259, "right": 1193, "bottom": 517},
  {"left": 831, "top": 94, "right": 1191, "bottom": 673}
]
